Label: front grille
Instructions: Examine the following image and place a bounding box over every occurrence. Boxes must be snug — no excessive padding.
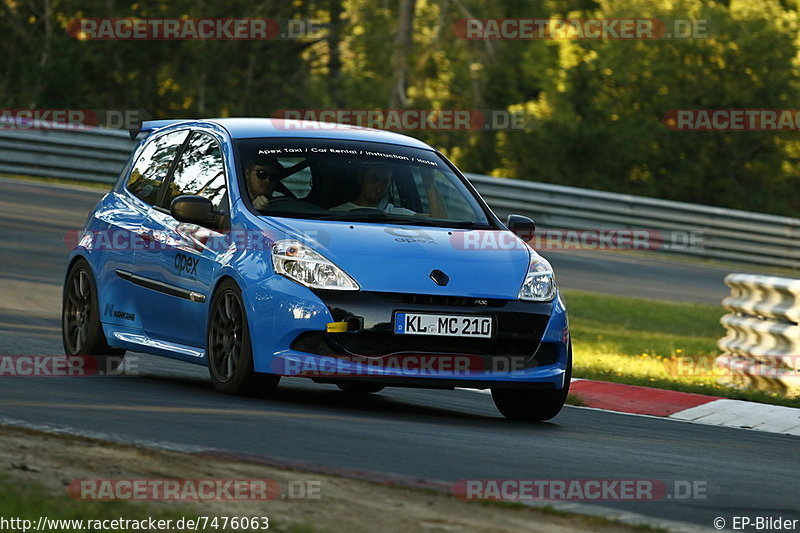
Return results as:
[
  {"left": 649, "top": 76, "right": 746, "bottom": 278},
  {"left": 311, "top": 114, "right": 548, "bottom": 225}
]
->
[
  {"left": 295, "top": 290, "right": 558, "bottom": 370},
  {"left": 326, "top": 331, "right": 538, "bottom": 356},
  {"left": 290, "top": 330, "right": 559, "bottom": 372},
  {"left": 292, "top": 330, "right": 541, "bottom": 358},
  {"left": 378, "top": 293, "right": 506, "bottom": 308}
]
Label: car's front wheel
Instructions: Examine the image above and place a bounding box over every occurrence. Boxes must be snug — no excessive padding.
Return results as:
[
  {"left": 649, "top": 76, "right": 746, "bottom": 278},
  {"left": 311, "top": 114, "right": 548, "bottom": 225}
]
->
[
  {"left": 491, "top": 341, "right": 572, "bottom": 421},
  {"left": 62, "top": 258, "right": 125, "bottom": 371},
  {"left": 207, "top": 279, "right": 280, "bottom": 396}
]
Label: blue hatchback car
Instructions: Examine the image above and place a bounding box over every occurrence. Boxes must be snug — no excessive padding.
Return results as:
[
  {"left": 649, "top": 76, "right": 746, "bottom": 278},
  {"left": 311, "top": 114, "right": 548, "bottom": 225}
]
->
[{"left": 62, "top": 118, "right": 571, "bottom": 420}]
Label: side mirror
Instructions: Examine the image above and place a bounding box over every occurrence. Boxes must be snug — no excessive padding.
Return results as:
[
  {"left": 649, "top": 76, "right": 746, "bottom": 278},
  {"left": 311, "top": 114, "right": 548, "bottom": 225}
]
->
[
  {"left": 506, "top": 214, "right": 536, "bottom": 241},
  {"left": 170, "top": 195, "right": 222, "bottom": 229}
]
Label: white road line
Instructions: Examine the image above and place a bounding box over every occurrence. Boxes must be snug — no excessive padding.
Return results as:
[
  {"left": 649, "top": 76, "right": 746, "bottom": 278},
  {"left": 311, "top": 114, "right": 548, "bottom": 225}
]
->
[
  {"left": 669, "top": 399, "right": 800, "bottom": 436},
  {"left": 458, "top": 387, "right": 800, "bottom": 437}
]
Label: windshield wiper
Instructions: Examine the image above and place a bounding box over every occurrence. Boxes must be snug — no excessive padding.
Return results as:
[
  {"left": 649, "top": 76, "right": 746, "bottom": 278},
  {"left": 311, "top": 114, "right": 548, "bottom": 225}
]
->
[
  {"left": 319, "top": 211, "right": 429, "bottom": 226},
  {"left": 447, "top": 220, "right": 480, "bottom": 228},
  {"left": 312, "top": 211, "right": 379, "bottom": 219},
  {"left": 288, "top": 212, "right": 493, "bottom": 228}
]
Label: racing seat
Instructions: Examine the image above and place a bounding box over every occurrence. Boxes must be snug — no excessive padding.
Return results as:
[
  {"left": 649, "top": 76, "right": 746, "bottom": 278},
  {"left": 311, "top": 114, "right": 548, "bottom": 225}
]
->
[{"left": 306, "top": 160, "right": 361, "bottom": 209}]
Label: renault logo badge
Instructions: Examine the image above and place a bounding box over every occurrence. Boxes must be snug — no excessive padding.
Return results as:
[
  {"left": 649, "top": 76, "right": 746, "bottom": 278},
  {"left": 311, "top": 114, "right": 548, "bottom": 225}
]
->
[{"left": 430, "top": 269, "right": 449, "bottom": 286}]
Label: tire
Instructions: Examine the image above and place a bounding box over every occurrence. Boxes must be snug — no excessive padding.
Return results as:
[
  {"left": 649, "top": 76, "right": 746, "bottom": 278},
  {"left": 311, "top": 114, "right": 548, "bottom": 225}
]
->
[
  {"left": 491, "top": 341, "right": 572, "bottom": 421},
  {"left": 62, "top": 258, "right": 126, "bottom": 372},
  {"left": 336, "top": 382, "right": 385, "bottom": 394},
  {"left": 206, "top": 279, "right": 280, "bottom": 396}
]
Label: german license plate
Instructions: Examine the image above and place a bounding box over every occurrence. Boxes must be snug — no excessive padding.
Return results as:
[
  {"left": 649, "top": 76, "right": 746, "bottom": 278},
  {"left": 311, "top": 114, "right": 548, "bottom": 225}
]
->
[{"left": 394, "top": 312, "right": 493, "bottom": 338}]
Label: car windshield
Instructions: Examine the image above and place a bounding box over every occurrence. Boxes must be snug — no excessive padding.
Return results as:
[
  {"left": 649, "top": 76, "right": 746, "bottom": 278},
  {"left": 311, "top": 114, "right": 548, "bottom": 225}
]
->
[{"left": 235, "top": 138, "right": 492, "bottom": 228}]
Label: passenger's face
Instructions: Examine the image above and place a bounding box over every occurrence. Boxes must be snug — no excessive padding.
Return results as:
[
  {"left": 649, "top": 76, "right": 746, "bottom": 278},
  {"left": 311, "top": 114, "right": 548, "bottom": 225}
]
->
[
  {"left": 246, "top": 164, "right": 278, "bottom": 197},
  {"left": 359, "top": 168, "right": 391, "bottom": 204}
]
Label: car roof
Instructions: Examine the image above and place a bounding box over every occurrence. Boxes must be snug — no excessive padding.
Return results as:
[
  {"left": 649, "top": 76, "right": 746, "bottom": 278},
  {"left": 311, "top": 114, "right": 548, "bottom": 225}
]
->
[{"left": 145, "top": 118, "right": 436, "bottom": 150}]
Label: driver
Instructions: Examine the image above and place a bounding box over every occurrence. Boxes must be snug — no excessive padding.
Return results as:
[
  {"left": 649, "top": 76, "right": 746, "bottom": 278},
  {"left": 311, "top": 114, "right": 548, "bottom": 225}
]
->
[
  {"left": 244, "top": 156, "right": 284, "bottom": 210},
  {"left": 333, "top": 166, "right": 415, "bottom": 215}
]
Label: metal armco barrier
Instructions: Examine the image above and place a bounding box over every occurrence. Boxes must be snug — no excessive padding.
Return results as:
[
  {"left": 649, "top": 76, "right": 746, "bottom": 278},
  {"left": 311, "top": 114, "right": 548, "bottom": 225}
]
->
[
  {"left": 717, "top": 273, "right": 800, "bottom": 396},
  {"left": 0, "top": 127, "right": 133, "bottom": 183},
  {"left": 0, "top": 126, "right": 798, "bottom": 268},
  {"left": 464, "top": 173, "right": 800, "bottom": 270}
]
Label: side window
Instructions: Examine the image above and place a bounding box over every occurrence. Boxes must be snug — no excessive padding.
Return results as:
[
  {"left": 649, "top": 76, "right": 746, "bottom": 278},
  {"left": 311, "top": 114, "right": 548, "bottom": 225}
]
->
[
  {"left": 163, "top": 132, "right": 227, "bottom": 212},
  {"left": 126, "top": 130, "right": 189, "bottom": 205}
]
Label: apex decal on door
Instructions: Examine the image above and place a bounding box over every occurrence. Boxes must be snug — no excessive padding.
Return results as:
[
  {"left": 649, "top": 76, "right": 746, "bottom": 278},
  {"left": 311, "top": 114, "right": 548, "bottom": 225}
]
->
[{"left": 174, "top": 252, "right": 199, "bottom": 276}]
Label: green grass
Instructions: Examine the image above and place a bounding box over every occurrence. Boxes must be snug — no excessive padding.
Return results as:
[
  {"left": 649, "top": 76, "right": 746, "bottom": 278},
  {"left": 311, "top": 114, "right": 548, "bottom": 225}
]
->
[
  {"left": 564, "top": 289, "right": 800, "bottom": 408},
  {"left": 0, "top": 474, "right": 311, "bottom": 533},
  {"left": 565, "top": 394, "right": 586, "bottom": 406},
  {"left": 0, "top": 475, "right": 187, "bottom": 529}
]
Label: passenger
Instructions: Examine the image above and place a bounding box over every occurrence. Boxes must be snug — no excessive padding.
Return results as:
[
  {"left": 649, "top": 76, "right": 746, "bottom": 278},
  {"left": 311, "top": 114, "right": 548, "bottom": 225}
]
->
[{"left": 333, "top": 166, "right": 415, "bottom": 215}]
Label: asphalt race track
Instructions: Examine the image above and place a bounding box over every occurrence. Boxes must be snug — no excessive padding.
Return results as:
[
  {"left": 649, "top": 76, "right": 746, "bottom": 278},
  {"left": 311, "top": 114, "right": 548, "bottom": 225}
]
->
[{"left": 1, "top": 178, "right": 798, "bottom": 530}]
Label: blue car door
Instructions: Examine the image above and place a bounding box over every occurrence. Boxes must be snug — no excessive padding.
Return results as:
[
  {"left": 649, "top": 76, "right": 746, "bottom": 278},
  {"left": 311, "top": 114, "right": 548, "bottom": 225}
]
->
[
  {"left": 132, "top": 131, "right": 230, "bottom": 349},
  {"left": 100, "top": 129, "right": 189, "bottom": 335}
]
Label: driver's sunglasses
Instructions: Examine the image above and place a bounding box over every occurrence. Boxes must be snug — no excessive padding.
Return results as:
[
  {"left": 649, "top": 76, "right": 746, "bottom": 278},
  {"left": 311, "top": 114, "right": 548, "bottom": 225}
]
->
[{"left": 256, "top": 169, "right": 277, "bottom": 181}]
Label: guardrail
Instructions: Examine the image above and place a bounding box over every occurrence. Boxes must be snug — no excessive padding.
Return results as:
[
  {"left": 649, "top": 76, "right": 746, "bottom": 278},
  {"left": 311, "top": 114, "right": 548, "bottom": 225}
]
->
[
  {"left": 1, "top": 126, "right": 798, "bottom": 269},
  {"left": 717, "top": 273, "right": 800, "bottom": 396},
  {"left": 0, "top": 127, "right": 133, "bottom": 183},
  {"left": 464, "top": 174, "right": 800, "bottom": 270}
]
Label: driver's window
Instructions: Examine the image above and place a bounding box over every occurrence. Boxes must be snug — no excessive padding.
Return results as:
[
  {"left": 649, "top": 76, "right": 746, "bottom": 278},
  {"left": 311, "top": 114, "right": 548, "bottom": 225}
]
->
[{"left": 164, "top": 132, "right": 227, "bottom": 212}]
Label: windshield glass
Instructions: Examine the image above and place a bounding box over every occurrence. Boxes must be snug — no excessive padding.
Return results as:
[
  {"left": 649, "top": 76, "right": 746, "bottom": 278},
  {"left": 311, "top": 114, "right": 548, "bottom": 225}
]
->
[{"left": 235, "top": 138, "right": 492, "bottom": 228}]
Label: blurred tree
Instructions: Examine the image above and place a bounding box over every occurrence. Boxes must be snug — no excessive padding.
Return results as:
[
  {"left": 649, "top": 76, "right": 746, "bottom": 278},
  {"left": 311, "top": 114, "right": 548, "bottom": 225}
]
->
[
  {"left": 1, "top": 0, "right": 799, "bottom": 214},
  {"left": 497, "top": 0, "right": 800, "bottom": 213}
]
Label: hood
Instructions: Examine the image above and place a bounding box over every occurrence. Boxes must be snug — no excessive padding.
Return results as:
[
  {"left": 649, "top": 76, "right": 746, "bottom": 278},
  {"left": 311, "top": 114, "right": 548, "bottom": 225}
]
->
[{"left": 264, "top": 217, "right": 532, "bottom": 299}]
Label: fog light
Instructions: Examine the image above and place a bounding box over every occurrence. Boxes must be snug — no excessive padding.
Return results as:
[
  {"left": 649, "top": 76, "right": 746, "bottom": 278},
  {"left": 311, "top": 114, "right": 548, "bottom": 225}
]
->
[{"left": 326, "top": 321, "right": 349, "bottom": 333}]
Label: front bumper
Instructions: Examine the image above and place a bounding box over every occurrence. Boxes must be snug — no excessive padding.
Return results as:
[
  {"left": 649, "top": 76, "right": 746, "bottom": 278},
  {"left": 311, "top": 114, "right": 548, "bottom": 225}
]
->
[{"left": 255, "top": 284, "right": 570, "bottom": 388}]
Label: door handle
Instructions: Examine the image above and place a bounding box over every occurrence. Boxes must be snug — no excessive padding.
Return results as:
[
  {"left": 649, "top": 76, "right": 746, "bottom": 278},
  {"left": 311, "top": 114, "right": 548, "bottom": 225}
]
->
[{"left": 137, "top": 230, "right": 154, "bottom": 242}]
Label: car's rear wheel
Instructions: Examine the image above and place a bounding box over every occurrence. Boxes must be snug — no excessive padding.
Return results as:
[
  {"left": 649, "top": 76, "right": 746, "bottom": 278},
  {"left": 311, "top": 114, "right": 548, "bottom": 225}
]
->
[
  {"left": 336, "top": 382, "right": 385, "bottom": 394},
  {"left": 207, "top": 279, "right": 279, "bottom": 396},
  {"left": 62, "top": 259, "right": 126, "bottom": 371},
  {"left": 491, "top": 341, "right": 572, "bottom": 421}
]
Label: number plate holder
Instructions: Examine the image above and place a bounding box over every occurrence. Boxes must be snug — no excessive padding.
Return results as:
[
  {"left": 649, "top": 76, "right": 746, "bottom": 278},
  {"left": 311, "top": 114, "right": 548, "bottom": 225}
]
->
[{"left": 393, "top": 312, "right": 494, "bottom": 338}]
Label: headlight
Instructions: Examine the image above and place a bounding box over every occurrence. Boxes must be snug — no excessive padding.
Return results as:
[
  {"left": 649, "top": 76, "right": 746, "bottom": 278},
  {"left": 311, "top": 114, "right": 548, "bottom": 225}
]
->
[
  {"left": 272, "top": 240, "right": 359, "bottom": 291},
  {"left": 518, "top": 252, "right": 556, "bottom": 301}
]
